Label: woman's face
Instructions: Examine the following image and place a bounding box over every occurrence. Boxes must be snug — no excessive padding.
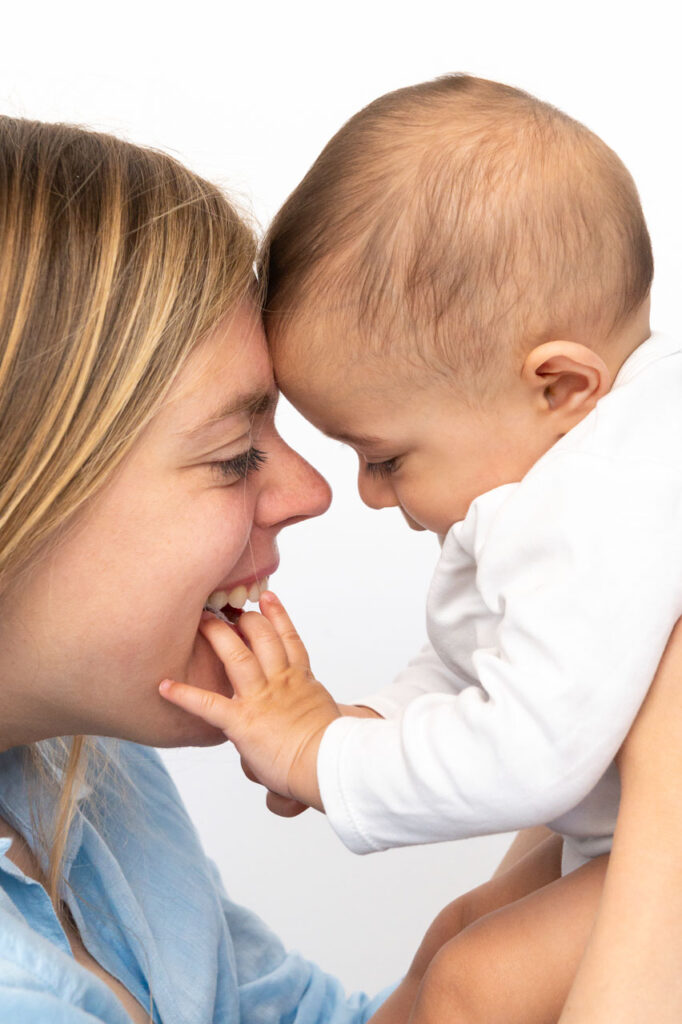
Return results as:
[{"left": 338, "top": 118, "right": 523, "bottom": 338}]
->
[{"left": 0, "top": 304, "right": 331, "bottom": 748}]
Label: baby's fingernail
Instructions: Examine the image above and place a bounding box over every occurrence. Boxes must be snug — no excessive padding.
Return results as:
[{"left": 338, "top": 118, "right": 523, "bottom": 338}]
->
[
  {"left": 201, "top": 607, "right": 233, "bottom": 625},
  {"left": 158, "top": 680, "right": 173, "bottom": 694}
]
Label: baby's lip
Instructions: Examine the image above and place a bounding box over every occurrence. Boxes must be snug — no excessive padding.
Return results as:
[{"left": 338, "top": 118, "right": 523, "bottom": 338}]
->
[{"left": 400, "top": 510, "right": 426, "bottom": 531}]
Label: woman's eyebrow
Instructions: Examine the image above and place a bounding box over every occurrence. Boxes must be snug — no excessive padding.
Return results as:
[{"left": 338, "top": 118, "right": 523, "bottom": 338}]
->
[{"left": 183, "top": 389, "right": 276, "bottom": 439}]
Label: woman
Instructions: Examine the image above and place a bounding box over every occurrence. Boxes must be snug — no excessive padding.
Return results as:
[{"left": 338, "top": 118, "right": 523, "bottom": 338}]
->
[
  {"left": 560, "top": 616, "right": 682, "bottom": 1023},
  {"left": 0, "top": 114, "right": 372, "bottom": 1024},
  {"left": 0, "top": 115, "right": 679, "bottom": 1023}
]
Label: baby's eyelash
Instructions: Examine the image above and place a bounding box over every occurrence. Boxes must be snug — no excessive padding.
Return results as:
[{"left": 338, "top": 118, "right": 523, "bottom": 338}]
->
[
  {"left": 213, "top": 447, "right": 268, "bottom": 480},
  {"left": 365, "top": 457, "right": 400, "bottom": 479}
]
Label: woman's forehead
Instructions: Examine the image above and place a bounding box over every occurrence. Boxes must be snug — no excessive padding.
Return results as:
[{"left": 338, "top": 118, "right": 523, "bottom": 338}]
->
[{"left": 167, "top": 306, "right": 274, "bottom": 434}]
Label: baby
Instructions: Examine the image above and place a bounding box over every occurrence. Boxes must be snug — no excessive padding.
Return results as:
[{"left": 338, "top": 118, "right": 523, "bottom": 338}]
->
[{"left": 161, "top": 76, "right": 681, "bottom": 1022}]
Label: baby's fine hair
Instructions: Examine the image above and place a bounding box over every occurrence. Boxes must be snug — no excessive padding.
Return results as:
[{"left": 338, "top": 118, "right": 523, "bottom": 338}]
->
[{"left": 262, "top": 74, "right": 653, "bottom": 390}]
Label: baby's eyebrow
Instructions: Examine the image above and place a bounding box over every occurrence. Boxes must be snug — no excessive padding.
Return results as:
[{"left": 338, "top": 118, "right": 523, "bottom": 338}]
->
[{"left": 328, "top": 428, "right": 385, "bottom": 448}]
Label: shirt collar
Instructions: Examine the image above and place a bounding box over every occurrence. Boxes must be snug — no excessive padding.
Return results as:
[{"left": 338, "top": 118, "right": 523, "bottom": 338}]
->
[
  {"left": 613, "top": 330, "right": 682, "bottom": 389},
  {"left": 0, "top": 745, "right": 88, "bottom": 886}
]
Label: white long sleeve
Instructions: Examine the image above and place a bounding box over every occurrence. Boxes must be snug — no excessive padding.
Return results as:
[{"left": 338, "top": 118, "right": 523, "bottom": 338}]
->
[
  {"left": 359, "top": 642, "right": 472, "bottom": 720},
  {"left": 318, "top": 333, "right": 682, "bottom": 855}
]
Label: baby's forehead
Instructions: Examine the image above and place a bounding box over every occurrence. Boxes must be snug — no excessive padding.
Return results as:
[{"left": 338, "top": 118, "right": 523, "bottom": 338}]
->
[
  {"left": 267, "top": 301, "right": 348, "bottom": 345},
  {"left": 267, "top": 308, "right": 359, "bottom": 377},
  {"left": 270, "top": 324, "right": 457, "bottom": 447}
]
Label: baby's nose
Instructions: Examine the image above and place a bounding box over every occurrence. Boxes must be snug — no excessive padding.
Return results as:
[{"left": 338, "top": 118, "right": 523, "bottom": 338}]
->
[{"left": 357, "top": 471, "right": 399, "bottom": 512}]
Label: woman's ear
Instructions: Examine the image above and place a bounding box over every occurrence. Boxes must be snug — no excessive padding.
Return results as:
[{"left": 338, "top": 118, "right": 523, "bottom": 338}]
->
[{"left": 521, "top": 341, "right": 612, "bottom": 422}]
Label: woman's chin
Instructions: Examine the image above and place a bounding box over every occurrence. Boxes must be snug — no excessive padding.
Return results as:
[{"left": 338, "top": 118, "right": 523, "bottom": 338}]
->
[
  {"left": 184, "top": 628, "right": 234, "bottom": 699},
  {"left": 142, "top": 631, "right": 233, "bottom": 749}
]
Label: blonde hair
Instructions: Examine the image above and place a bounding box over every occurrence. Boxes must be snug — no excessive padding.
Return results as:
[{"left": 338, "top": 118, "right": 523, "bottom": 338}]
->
[
  {"left": 262, "top": 74, "right": 653, "bottom": 393},
  {"left": 0, "top": 116, "right": 257, "bottom": 914}
]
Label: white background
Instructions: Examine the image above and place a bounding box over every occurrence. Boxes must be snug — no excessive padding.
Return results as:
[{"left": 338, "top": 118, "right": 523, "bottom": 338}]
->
[{"left": 2, "top": 0, "right": 680, "bottom": 996}]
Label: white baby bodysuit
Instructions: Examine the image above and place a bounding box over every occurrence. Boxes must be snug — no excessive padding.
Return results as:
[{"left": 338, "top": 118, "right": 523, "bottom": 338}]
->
[{"left": 317, "top": 331, "right": 682, "bottom": 870}]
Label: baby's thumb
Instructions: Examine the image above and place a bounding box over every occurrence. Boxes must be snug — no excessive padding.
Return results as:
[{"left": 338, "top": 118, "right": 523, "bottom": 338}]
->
[{"left": 265, "top": 790, "right": 309, "bottom": 818}]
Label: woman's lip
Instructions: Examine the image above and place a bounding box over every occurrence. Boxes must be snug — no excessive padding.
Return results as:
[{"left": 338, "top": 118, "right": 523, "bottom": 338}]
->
[{"left": 213, "top": 560, "right": 279, "bottom": 594}]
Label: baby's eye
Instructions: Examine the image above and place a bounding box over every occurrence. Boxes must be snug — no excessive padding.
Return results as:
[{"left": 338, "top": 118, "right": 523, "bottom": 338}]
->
[
  {"left": 365, "top": 456, "right": 401, "bottom": 479},
  {"left": 212, "top": 447, "right": 268, "bottom": 482}
]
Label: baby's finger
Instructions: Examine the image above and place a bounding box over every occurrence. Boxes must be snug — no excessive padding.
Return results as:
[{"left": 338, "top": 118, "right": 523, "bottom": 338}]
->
[
  {"left": 241, "top": 756, "right": 259, "bottom": 784},
  {"left": 159, "top": 679, "right": 236, "bottom": 734},
  {"left": 199, "top": 613, "right": 267, "bottom": 694},
  {"left": 258, "top": 592, "right": 310, "bottom": 668},
  {"left": 237, "top": 610, "right": 289, "bottom": 675}
]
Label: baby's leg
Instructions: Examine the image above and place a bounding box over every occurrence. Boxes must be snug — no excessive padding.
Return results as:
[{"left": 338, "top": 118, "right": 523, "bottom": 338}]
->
[
  {"left": 370, "top": 833, "right": 563, "bottom": 1024},
  {"left": 411, "top": 853, "right": 608, "bottom": 1024}
]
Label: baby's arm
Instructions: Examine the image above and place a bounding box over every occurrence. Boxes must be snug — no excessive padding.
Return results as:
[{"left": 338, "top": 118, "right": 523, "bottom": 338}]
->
[{"left": 356, "top": 641, "right": 472, "bottom": 720}]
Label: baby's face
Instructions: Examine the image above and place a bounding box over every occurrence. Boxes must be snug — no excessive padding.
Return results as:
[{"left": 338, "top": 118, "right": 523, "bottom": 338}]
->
[{"left": 274, "top": 338, "right": 553, "bottom": 534}]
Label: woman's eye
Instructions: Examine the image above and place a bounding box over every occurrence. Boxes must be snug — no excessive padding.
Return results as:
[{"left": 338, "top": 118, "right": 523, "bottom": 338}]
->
[
  {"left": 212, "top": 446, "right": 268, "bottom": 481},
  {"left": 365, "top": 456, "right": 400, "bottom": 479}
]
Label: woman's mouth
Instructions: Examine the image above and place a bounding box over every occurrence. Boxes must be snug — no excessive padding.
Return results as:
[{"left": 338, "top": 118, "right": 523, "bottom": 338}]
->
[{"left": 205, "top": 576, "right": 271, "bottom": 623}]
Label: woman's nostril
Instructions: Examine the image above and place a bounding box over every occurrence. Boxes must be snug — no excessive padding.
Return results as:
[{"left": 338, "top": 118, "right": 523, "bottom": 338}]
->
[{"left": 279, "top": 513, "right": 317, "bottom": 530}]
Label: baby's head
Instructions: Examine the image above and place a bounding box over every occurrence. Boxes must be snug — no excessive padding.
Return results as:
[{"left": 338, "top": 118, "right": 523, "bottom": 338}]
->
[{"left": 262, "top": 74, "right": 653, "bottom": 533}]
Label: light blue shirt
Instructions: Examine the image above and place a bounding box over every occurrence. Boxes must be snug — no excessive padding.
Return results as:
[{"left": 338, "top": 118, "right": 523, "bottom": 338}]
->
[{"left": 0, "top": 741, "right": 390, "bottom": 1022}]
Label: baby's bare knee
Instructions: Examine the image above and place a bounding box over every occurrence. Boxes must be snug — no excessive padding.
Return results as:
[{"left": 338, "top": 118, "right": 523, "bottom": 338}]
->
[
  {"left": 410, "top": 934, "right": 491, "bottom": 1024},
  {"left": 407, "top": 891, "right": 474, "bottom": 984}
]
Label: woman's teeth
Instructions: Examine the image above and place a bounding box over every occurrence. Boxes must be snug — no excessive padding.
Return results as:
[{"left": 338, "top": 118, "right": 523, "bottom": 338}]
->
[{"left": 206, "top": 577, "right": 270, "bottom": 612}]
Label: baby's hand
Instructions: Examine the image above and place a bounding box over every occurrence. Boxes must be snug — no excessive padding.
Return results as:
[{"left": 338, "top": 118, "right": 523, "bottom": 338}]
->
[{"left": 159, "top": 592, "right": 340, "bottom": 810}]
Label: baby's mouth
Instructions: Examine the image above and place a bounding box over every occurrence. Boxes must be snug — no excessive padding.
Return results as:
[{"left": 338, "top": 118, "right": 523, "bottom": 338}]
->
[{"left": 204, "top": 577, "right": 270, "bottom": 624}]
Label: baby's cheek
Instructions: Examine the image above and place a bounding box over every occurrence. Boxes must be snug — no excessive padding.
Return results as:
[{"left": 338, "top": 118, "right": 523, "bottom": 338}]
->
[{"left": 400, "top": 487, "right": 444, "bottom": 533}]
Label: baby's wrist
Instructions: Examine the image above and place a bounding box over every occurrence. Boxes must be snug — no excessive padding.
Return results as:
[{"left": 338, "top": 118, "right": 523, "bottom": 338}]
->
[
  {"left": 287, "top": 723, "right": 329, "bottom": 811},
  {"left": 288, "top": 706, "right": 381, "bottom": 809},
  {"left": 337, "top": 703, "right": 383, "bottom": 719}
]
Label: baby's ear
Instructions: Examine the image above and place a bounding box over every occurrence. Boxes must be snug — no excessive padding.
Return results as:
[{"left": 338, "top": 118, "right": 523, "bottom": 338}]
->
[{"left": 521, "top": 341, "right": 612, "bottom": 419}]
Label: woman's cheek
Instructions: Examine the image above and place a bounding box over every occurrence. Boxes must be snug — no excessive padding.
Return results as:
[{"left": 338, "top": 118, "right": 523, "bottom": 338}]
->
[{"left": 209, "top": 486, "right": 256, "bottom": 551}]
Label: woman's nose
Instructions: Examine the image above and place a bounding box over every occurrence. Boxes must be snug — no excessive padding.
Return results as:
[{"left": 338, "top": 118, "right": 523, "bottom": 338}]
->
[{"left": 256, "top": 438, "right": 332, "bottom": 531}]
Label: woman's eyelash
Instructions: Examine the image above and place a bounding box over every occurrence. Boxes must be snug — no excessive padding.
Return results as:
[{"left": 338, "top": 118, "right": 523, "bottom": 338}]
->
[
  {"left": 213, "top": 447, "right": 268, "bottom": 480},
  {"left": 365, "top": 457, "right": 400, "bottom": 479}
]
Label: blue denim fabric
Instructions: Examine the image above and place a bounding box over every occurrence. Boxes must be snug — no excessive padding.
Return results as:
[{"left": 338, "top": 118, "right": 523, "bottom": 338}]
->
[{"left": 0, "top": 742, "right": 391, "bottom": 1022}]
